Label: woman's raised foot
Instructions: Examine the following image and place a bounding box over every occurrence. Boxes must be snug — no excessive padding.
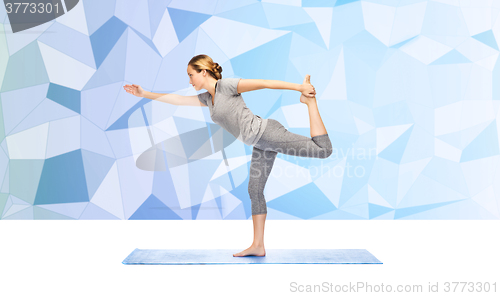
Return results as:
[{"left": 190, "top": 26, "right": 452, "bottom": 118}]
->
[{"left": 300, "top": 93, "right": 317, "bottom": 106}]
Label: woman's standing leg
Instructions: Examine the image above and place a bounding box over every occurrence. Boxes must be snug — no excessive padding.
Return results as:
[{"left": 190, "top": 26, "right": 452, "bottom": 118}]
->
[{"left": 233, "top": 146, "right": 277, "bottom": 257}]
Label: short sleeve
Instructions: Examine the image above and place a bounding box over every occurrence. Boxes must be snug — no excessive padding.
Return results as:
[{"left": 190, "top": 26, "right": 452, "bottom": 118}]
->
[
  {"left": 219, "top": 78, "right": 242, "bottom": 96},
  {"left": 197, "top": 91, "right": 209, "bottom": 106}
]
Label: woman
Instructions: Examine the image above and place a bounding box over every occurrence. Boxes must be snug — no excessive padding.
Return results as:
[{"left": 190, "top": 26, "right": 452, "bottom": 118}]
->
[{"left": 124, "top": 54, "right": 332, "bottom": 257}]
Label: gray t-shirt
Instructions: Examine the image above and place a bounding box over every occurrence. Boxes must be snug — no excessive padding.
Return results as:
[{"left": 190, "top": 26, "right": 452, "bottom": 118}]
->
[{"left": 198, "top": 78, "right": 268, "bottom": 146}]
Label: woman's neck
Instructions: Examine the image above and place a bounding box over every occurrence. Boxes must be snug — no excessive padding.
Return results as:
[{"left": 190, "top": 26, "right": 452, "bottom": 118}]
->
[{"left": 206, "top": 79, "right": 218, "bottom": 97}]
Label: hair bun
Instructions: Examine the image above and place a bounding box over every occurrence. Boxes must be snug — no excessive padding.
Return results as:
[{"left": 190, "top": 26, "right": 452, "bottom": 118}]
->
[{"left": 213, "top": 63, "right": 222, "bottom": 73}]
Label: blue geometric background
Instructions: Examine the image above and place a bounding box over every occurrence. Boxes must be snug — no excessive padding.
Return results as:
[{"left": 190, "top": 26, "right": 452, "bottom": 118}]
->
[{"left": 1, "top": 0, "right": 499, "bottom": 220}]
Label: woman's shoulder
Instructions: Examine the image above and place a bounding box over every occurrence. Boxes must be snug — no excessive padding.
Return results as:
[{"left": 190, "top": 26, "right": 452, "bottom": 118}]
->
[
  {"left": 219, "top": 77, "right": 241, "bottom": 82},
  {"left": 218, "top": 78, "right": 242, "bottom": 95}
]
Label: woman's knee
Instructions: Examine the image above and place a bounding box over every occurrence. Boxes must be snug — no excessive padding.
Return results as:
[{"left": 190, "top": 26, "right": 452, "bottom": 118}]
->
[
  {"left": 248, "top": 178, "right": 262, "bottom": 197},
  {"left": 311, "top": 144, "right": 332, "bottom": 159},
  {"left": 322, "top": 147, "right": 333, "bottom": 159},
  {"left": 248, "top": 176, "right": 267, "bottom": 206},
  {"left": 312, "top": 135, "right": 332, "bottom": 159}
]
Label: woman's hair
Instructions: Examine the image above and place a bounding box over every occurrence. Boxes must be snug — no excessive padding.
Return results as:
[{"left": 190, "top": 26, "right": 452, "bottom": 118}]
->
[{"left": 188, "top": 54, "right": 222, "bottom": 80}]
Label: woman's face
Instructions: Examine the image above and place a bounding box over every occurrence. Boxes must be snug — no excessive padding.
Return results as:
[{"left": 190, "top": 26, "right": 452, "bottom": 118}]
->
[{"left": 187, "top": 65, "right": 205, "bottom": 91}]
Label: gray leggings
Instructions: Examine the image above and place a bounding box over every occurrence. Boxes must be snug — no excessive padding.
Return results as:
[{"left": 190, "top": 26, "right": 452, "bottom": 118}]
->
[{"left": 249, "top": 119, "right": 333, "bottom": 215}]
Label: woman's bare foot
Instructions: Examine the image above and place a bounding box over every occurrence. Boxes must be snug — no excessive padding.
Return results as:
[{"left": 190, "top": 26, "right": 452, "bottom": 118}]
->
[
  {"left": 300, "top": 93, "right": 317, "bottom": 106},
  {"left": 233, "top": 244, "right": 266, "bottom": 257},
  {"left": 301, "top": 74, "right": 316, "bottom": 105}
]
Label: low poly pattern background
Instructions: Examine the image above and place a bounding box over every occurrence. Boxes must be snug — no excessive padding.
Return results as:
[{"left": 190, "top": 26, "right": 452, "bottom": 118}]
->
[{"left": 0, "top": 0, "right": 499, "bottom": 220}]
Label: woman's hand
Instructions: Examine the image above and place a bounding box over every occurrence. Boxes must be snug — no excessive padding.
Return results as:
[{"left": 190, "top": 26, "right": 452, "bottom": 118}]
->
[
  {"left": 123, "top": 84, "right": 144, "bottom": 97},
  {"left": 301, "top": 75, "right": 316, "bottom": 98}
]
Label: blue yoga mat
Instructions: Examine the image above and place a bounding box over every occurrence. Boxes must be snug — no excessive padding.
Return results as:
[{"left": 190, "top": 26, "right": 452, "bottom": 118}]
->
[{"left": 122, "top": 249, "right": 382, "bottom": 265}]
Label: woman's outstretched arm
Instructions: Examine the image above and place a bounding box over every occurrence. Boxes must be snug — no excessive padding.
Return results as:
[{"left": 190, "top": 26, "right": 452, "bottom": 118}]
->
[
  {"left": 237, "top": 77, "right": 315, "bottom": 97},
  {"left": 143, "top": 91, "right": 204, "bottom": 106},
  {"left": 124, "top": 84, "right": 205, "bottom": 106}
]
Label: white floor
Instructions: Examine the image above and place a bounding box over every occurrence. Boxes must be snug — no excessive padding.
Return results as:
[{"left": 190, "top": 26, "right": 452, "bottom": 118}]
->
[{"left": 1, "top": 220, "right": 499, "bottom": 295}]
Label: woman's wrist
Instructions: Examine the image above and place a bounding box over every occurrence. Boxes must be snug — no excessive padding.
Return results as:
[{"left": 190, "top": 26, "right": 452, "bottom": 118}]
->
[
  {"left": 142, "top": 90, "right": 153, "bottom": 99},
  {"left": 297, "top": 84, "right": 305, "bottom": 93}
]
